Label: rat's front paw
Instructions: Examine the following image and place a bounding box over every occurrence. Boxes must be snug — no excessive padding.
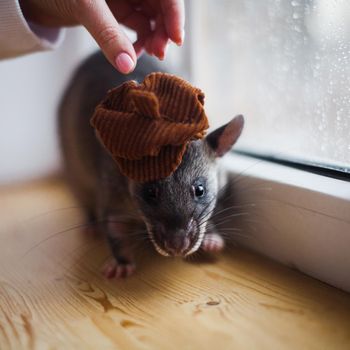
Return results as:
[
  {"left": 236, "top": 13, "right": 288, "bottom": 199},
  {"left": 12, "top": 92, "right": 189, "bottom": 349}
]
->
[
  {"left": 201, "top": 233, "right": 225, "bottom": 253},
  {"left": 102, "top": 257, "right": 136, "bottom": 279}
]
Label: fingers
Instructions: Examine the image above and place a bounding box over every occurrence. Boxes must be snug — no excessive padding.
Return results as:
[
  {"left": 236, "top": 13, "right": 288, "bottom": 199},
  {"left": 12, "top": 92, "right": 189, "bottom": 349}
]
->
[
  {"left": 160, "top": 0, "right": 185, "bottom": 45},
  {"left": 76, "top": 0, "right": 137, "bottom": 74},
  {"left": 74, "top": 0, "right": 185, "bottom": 72},
  {"left": 150, "top": 15, "right": 169, "bottom": 59},
  {"left": 107, "top": 0, "right": 152, "bottom": 57},
  {"left": 104, "top": 0, "right": 185, "bottom": 60},
  {"left": 115, "top": 11, "right": 152, "bottom": 56},
  {"left": 133, "top": 38, "right": 145, "bottom": 57}
]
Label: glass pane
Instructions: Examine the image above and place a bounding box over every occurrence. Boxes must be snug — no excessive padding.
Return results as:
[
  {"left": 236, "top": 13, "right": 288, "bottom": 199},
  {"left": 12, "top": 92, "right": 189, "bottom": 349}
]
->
[{"left": 189, "top": 0, "right": 350, "bottom": 172}]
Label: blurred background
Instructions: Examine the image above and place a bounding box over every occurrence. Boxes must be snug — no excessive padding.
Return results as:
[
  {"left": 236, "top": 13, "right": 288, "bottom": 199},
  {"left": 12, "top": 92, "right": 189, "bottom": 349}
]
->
[
  {"left": 0, "top": 0, "right": 349, "bottom": 186},
  {"left": 190, "top": 0, "right": 350, "bottom": 172}
]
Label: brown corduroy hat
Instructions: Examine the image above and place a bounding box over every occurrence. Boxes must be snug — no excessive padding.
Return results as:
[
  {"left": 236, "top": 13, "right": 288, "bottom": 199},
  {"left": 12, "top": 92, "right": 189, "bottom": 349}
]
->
[{"left": 91, "top": 73, "right": 209, "bottom": 182}]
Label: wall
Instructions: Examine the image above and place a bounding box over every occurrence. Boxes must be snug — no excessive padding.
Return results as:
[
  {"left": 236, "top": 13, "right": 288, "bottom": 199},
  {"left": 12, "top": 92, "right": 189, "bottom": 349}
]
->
[{"left": 0, "top": 27, "right": 97, "bottom": 185}]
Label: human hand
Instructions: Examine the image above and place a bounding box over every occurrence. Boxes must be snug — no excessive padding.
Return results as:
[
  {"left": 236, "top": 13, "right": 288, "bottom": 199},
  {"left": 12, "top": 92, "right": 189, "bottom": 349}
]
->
[{"left": 19, "top": 0, "right": 185, "bottom": 74}]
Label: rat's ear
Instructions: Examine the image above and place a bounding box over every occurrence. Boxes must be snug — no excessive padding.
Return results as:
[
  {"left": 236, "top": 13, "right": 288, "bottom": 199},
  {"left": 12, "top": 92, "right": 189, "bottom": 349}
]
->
[{"left": 206, "top": 115, "right": 244, "bottom": 157}]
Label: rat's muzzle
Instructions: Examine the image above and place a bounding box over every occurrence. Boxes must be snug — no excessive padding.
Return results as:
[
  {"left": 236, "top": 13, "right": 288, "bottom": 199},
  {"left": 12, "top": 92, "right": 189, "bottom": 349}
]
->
[
  {"left": 150, "top": 220, "right": 201, "bottom": 257},
  {"left": 162, "top": 233, "right": 191, "bottom": 257}
]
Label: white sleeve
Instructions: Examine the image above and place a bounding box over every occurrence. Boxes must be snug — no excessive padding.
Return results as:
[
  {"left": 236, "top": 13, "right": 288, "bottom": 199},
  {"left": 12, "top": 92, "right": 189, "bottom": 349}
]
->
[{"left": 0, "top": 0, "right": 65, "bottom": 59}]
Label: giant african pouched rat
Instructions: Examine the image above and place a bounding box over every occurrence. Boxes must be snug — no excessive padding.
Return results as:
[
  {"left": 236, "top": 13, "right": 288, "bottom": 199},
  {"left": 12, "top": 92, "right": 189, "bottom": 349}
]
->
[{"left": 59, "top": 51, "right": 244, "bottom": 278}]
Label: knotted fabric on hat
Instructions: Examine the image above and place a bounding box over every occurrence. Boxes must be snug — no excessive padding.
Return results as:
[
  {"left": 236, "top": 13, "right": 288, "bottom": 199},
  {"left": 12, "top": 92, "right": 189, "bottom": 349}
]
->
[{"left": 91, "top": 72, "right": 209, "bottom": 182}]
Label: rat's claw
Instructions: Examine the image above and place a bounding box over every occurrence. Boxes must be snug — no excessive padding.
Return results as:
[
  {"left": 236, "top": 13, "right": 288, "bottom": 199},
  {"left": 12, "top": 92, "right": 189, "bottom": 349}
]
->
[
  {"left": 201, "top": 233, "right": 224, "bottom": 253},
  {"left": 102, "top": 258, "right": 136, "bottom": 279}
]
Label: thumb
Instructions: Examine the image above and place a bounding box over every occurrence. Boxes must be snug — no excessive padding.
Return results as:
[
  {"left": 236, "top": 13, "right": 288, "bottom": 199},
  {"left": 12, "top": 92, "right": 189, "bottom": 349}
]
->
[{"left": 77, "top": 1, "right": 137, "bottom": 74}]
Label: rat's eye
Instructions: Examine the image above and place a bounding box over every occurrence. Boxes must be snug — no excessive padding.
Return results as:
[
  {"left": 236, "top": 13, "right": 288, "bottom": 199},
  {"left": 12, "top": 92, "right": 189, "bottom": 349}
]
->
[
  {"left": 193, "top": 184, "right": 205, "bottom": 198},
  {"left": 144, "top": 185, "right": 159, "bottom": 200}
]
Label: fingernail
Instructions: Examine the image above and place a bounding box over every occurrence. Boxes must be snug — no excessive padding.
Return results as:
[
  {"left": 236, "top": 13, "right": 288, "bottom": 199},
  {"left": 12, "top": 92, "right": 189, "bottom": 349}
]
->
[
  {"left": 176, "top": 29, "right": 185, "bottom": 46},
  {"left": 115, "top": 52, "right": 135, "bottom": 74},
  {"left": 160, "top": 43, "right": 169, "bottom": 60}
]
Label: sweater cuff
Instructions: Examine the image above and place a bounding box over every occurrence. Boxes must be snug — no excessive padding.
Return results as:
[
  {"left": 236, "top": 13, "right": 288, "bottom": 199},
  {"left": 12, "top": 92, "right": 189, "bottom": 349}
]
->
[{"left": 0, "top": 1, "right": 65, "bottom": 59}]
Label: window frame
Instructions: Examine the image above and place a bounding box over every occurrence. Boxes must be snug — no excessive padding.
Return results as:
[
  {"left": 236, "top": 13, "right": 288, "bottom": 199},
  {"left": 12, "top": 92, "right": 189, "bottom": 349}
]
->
[{"left": 219, "top": 152, "right": 350, "bottom": 292}]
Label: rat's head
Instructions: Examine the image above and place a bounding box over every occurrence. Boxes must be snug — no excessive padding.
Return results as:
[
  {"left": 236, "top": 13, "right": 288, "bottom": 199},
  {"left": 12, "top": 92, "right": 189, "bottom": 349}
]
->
[{"left": 129, "top": 115, "right": 244, "bottom": 257}]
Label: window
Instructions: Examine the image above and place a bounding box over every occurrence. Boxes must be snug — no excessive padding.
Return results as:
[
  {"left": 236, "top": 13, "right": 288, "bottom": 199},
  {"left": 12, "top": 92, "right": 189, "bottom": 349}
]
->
[{"left": 188, "top": 0, "right": 350, "bottom": 172}]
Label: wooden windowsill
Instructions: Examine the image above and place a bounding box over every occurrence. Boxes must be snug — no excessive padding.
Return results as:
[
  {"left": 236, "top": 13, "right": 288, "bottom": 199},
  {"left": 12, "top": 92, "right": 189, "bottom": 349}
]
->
[{"left": 1, "top": 178, "right": 350, "bottom": 349}]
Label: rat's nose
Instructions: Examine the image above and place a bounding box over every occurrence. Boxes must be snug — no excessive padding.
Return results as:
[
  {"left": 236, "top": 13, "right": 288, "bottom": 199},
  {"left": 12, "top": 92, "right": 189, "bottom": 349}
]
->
[{"left": 164, "top": 235, "right": 191, "bottom": 256}]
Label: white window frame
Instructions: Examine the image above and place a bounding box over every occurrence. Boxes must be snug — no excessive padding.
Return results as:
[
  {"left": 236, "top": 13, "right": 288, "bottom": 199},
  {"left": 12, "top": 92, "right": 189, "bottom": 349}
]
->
[{"left": 219, "top": 153, "right": 350, "bottom": 292}]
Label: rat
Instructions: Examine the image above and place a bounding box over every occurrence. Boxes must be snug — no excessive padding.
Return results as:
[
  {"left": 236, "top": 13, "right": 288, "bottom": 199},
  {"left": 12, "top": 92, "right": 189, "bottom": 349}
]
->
[{"left": 58, "top": 51, "right": 244, "bottom": 278}]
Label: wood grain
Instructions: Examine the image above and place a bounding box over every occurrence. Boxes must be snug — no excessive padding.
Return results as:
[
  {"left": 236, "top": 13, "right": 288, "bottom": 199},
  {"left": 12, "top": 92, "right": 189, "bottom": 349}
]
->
[{"left": 0, "top": 178, "right": 350, "bottom": 349}]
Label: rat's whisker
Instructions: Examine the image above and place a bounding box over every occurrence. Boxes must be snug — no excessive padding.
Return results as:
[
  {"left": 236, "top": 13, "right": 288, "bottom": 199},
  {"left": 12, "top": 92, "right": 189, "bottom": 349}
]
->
[
  {"left": 19, "top": 205, "right": 89, "bottom": 224},
  {"left": 197, "top": 199, "right": 217, "bottom": 222},
  {"left": 216, "top": 230, "right": 251, "bottom": 239},
  {"left": 20, "top": 221, "right": 97, "bottom": 259},
  {"left": 20, "top": 216, "right": 144, "bottom": 259},
  {"left": 197, "top": 201, "right": 221, "bottom": 226},
  {"left": 197, "top": 201, "right": 256, "bottom": 228},
  {"left": 217, "top": 227, "right": 243, "bottom": 232},
  {"left": 213, "top": 215, "right": 250, "bottom": 228},
  {"left": 197, "top": 211, "right": 249, "bottom": 229},
  {"left": 209, "top": 205, "right": 253, "bottom": 220}
]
